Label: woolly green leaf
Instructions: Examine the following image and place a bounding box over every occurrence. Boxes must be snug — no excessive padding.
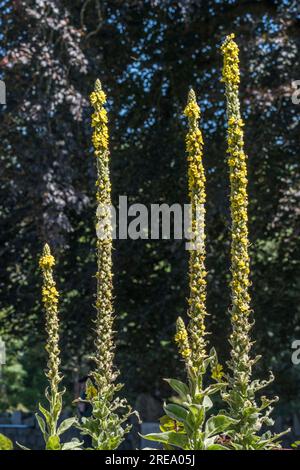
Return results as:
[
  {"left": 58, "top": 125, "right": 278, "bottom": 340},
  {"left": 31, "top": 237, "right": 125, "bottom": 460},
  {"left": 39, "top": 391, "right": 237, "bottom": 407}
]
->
[
  {"left": 230, "top": 442, "right": 244, "bottom": 450},
  {"left": 206, "top": 444, "right": 229, "bottom": 450},
  {"left": 0, "top": 434, "right": 13, "bottom": 450},
  {"left": 164, "top": 379, "right": 190, "bottom": 399},
  {"left": 187, "top": 404, "right": 205, "bottom": 429},
  {"left": 39, "top": 403, "right": 52, "bottom": 426},
  {"left": 16, "top": 442, "right": 30, "bottom": 450},
  {"left": 35, "top": 413, "right": 47, "bottom": 440},
  {"left": 143, "top": 431, "right": 188, "bottom": 449},
  {"left": 159, "top": 415, "right": 183, "bottom": 432},
  {"left": 53, "top": 397, "right": 62, "bottom": 422},
  {"left": 205, "top": 415, "right": 238, "bottom": 437},
  {"left": 202, "top": 395, "right": 213, "bottom": 410},
  {"left": 57, "top": 417, "right": 77, "bottom": 436},
  {"left": 61, "top": 438, "right": 82, "bottom": 450},
  {"left": 164, "top": 403, "right": 188, "bottom": 424},
  {"left": 203, "top": 383, "right": 227, "bottom": 396},
  {"left": 46, "top": 435, "right": 61, "bottom": 450}
]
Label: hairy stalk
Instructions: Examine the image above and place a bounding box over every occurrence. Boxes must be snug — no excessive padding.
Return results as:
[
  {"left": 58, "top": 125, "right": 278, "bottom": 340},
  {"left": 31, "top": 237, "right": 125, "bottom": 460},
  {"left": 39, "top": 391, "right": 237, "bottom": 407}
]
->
[
  {"left": 78, "top": 80, "right": 133, "bottom": 450},
  {"left": 37, "top": 244, "right": 79, "bottom": 450},
  {"left": 40, "top": 244, "right": 62, "bottom": 436},
  {"left": 182, "top": 88, "right": 208, "bottom": 373},
  {"left": 144, "top": 91, "right": 233, "bottom": 451},
  {"left": 92, "top": 79, "right": 116, "bottom": 392},
  {"left": 221, "top": 34, "right": 288, "bottom": 449}
]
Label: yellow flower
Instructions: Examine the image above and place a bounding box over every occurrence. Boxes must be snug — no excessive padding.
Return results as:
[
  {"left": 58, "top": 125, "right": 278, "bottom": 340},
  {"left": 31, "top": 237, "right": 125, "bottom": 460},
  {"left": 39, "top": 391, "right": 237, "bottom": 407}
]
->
[
  {"left": 182, "top": 88, "right": 208, "bottom": 372},
  {"left": 221, "top": 34, "right": 240, "bottom": 88},
  {"left": 175, "top": 317, "right": 192, "bottom": 363},
  {"left": 90, "top": 80, "right": 109, "bottom": 154},
  {"left": 39, "top": 254, "right": 55, "bottom": 269},
  {"left": 184, "top": 100, "right": 200, "bottom": 120},
  {"left": 212, "top": 364, "right": 224, "bottom": 381},
  {"left": 181, "top": 348, "right": 192, "bottom": 358},
  {"left": 86, "top": 380, "right": 98, "bottom": 400},
  {"left": 174, "top": 330, "right": 188, "bottom": 343}
]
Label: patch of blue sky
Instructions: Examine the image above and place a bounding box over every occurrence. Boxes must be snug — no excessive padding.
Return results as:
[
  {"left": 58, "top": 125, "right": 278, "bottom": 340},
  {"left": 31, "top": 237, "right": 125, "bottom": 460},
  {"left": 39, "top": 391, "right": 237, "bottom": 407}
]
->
[
  {"left": 261, "top": 14, "right": 281, "bottom": 34},
  {"left": 274, "top": 136, "right": 284, "bottom": 146}
]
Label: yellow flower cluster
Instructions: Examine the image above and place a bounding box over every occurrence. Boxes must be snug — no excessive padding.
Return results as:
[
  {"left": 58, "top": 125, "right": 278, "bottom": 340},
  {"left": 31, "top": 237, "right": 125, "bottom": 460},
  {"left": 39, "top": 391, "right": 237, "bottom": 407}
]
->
[
  {"left": 211, "top": 363, "right": 224, "bottom": 382},
  {"left": 89, "top": 80, "right": 117, "bottom": 392},
  {"left": 184, "top": 100, "right": 200, "bottom": 120},
  {"left": 39, "top": 254, "right": 55, "bottom": 269},
  {"left": 175, "top": 317, "right": 192, "bottom": 360},
  {"left": 174, "top": 329, "right": 187, "bottom": 343},
  {"left": 39, "top": 244, "right": 62, "bottom": 393},
  {"left": 79, "top": 81, "right": 133, "bottom": 449},
  {"left": 221, "top": 34, "right": 254, "bottom": 423},
  {"left": 90, "top": 88, "right": 106, "bottom": 106},
  {"left": 42, "top": 286, "right": 59, "bottom": 305},
  {"left": 221, "top": 35, "right": 251, "bottom": 324},
  {"left": 221, "top": 33, "right": 240, "bottom": 89},
  {"left": 90, "top": 80, "right": 109, "bottom": 154},
  {"left": 183, "top": 88, "right": 208, "bottom": 371}
]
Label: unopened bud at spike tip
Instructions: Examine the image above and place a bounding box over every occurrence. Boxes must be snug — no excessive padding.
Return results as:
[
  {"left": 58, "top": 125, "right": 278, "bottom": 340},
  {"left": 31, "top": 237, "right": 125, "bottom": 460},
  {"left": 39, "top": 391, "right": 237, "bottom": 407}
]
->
[
  {"left": 188, "top": 88, "right": 196, "bottom": 103},
  {"left": 95, "top": 78, "right": 102, "bottom": 92},
  {"left": 43, "top": 243, "right": 51, "bottom": 256}
]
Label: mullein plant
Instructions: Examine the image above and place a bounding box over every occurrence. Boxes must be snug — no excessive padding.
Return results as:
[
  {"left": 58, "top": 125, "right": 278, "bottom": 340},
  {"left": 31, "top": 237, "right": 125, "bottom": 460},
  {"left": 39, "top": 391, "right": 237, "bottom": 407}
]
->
[
  {"left": 145, "top": 90, "right": 237, "bottom": 450},
  {"left": 77, "top": 80, "right": 134, "bottom": 450},
  {"left": 220, "top": 34, "right": 289, "bottom": 449},
  {"left": 0, "top": 434, "right": 13, "bottom": 450},
  {"left": 21, "top": 244, "right": 81, "bottom": 450}
]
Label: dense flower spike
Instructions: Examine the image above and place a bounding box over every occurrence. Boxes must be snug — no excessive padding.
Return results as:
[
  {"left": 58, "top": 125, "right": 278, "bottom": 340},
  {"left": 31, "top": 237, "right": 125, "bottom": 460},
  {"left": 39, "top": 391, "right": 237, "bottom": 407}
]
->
[
  {"left": 37, "top": 243, "right": 81, "bottom": 450},
  {"left": 175, "top": 316, "right": 192, "bottom": 362},
  {"left": 78, "top": 80, "right": 133, "bottom": 450},
  {"left": 183, "top": 89, "right": 208, "bottom": 371},
  {"left": 90, "top": 79, "right": 116, "bottom": 390},
  {"left": 40, "top": 244, "right": 62, "bottom": 406},
  {"left": 221, "top": 35, "right": 252, "bottom": 389},
  {"left": 221, "top": 34, "right": 285, "bottom": 449}
]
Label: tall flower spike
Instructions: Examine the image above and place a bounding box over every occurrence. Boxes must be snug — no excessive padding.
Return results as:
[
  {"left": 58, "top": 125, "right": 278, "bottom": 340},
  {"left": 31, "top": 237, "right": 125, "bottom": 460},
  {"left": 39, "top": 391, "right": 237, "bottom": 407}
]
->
[
  {"left": 221, "top": 34, "right": 252, "bottom": 399},
  {"left": 144, "top": 89, "right": 233, "bottom": 450},
  {"left": 175, "top": 316, "right": 192, "bottom": 363},
  {"left": 221, "top": 34, "right": 287, "bottom": 448},
  {"left": 37, "top": 244, "right": 79, "bottom": 450},
  {"left": 90, "top": 79, "right": 116, "bottom": 390},
  {"left": 78, "top": 80, "right": 134, "bottom": 450},
  {"left": 183, "top": 89, "right": 208, "bottom": 372},
  {"left": 39, "top": 243, "right": 62, "bottom": 410}
]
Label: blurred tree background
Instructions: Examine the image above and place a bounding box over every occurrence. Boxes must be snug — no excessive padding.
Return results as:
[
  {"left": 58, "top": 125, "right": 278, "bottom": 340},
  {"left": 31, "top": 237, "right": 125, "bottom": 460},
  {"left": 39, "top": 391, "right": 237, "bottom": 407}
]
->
[{"left": 0, "top": 0, "right": 299, "bottom": 420}]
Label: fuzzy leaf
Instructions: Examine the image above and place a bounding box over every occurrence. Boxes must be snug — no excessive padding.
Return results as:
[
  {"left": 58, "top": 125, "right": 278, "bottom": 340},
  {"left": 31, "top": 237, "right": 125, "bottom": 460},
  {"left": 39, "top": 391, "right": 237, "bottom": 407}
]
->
[
  {"left": 164, "top": 403, "right": 188, "bottom": 424},
  {"left": 205, "top": 415, "right": 238, "bottom": 437},
  {"left": 16, "top": 442, "right": 30, "bottom": 450},
  {"left": 0, "top": 434, "right": 13, "bottom": 450},
  {"left": 39, "top": 403, "right": 52, "bottom": 425},
  {"left": 206, "top": 444, "right": 229, "bottom": 450},
  {"left": 187, "top": 404, "right": 205, "bottom": 429},
  {"left": 164, "top": 378, "right": 190, "bottom": 399},
  {"left": 203, "top": 383, "right": 227, "bottom": 396},
  {"left": 61, "top": 438, "right": 82, "bottom": 450},
  {"left": 46, "top": 435, "right": 61, "bottom": 450},
  {"left": 159, "top": 415, "right": 182, "bottom": 432},
  {"left": 35, "top": 413, "right": 47, "bottom": 440},
  {"left": 143, "top": 431, "right": 188, "bottom": 449},
  {"left": 57, "top": 417, "right": 77, "bottom": 436},
  {"left": 202, "top": 395, "right": 213, "bottom": 410}
]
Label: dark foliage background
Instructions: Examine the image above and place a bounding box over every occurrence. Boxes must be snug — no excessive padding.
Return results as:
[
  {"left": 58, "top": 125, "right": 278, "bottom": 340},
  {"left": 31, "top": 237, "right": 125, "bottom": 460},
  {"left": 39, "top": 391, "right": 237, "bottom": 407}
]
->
[{"left": 0, "top": 0, "right": 300, "bottom": 421}]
